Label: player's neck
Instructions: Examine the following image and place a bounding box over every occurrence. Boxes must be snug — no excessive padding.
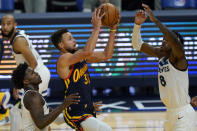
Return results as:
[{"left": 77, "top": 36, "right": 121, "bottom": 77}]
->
[
  {"left": 9, "top": 29, "right": 17, "bottom": 41},
  {"left": 24, "top": 84, "right": 39, "bottom": 92}
]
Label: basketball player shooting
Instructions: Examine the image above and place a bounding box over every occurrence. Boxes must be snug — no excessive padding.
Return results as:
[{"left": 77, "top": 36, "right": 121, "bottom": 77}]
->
[
  {"left": 131, "top": 3, "right": 197, "bottom": 131},
  {"left": 50, "top": 8, "right": 119, "bottom": 131},
  {"left": 11, "top": 63, "right": 80, "bottom": 130}
]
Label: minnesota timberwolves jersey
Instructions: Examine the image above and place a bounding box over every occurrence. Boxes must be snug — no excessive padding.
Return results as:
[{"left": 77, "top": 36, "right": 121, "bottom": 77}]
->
[
  {"left": 10, "top": 30, "right": 50, "bottom": 97},
  {"left": 158, "top": 57, "right": 190, "bottom": 108},
  {"left": 63, "top": 60, "right": 95, "bottom": 130},
  {"left": 10, "top": 30, "right": 43, "bottom": 67}
]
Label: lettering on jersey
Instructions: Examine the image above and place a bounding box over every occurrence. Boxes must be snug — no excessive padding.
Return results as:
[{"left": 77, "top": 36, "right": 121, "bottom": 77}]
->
[
  {"left": 73, "top": 64, "right": 89, "bottom": 84},
  {"left": 158, "top": 66, "right": 170, "bottom": 73},
  {"left": 158, "top": 59, "right": 170, "bottom": 73},
  {"left": 73, "top": 69, "right": 80, "bottom": 82}
]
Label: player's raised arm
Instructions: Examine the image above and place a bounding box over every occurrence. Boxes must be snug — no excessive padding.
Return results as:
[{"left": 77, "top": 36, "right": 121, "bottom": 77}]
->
[
  {"left": 142, "top": 3, "right": 185, "bottom": 61},
  {"left": 86, "top": 16, "right": 120, "bottom": 63},
  {"left": 53, "top": 8, "right": 104, "bottom": 68},
  {"left": 132, "top": 10, "right": 162, "bottom": 58}
]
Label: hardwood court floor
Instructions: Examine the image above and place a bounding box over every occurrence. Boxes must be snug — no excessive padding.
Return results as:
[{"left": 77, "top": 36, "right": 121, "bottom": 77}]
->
[{"left": 1, "top": 112, "right": 197, "bottom": 131}]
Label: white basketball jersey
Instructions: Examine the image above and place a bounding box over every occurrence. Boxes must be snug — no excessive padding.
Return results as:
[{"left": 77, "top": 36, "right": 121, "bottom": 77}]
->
[
  {"left": 21, "top": 90, "right": 49, "bottom": 131},
  {"left": 11, "top": 30, "right": 50, "bottom": 98},
  {"left": 158, "top": 57, "right": 190, "bottom": 108},
  {"left": 11, "top": 30, "right": 43, "bottom": 67}
]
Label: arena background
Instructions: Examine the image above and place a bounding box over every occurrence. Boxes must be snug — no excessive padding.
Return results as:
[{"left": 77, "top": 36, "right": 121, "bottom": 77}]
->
[{"left": 0, "top": 9, "right": 197, "bottom": 113}]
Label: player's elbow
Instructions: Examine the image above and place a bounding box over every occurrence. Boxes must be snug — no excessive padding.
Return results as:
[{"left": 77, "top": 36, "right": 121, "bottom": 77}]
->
[
  {"left": 36, "top": 123, "right": 46, "bottom": 130},
  {"left": 132, "top": 41, "right": 141, "bottom": 51},
  {"left": 34, "top": 119, "right": 47, "bottom": 129},
  {"left": 105, "top": 53, "right": 113, "bottom": 60}
]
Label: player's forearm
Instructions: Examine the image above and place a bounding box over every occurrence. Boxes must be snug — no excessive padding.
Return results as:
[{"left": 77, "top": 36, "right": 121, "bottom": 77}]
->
[
  {"left": 29, "top": 62, "right": 37, "bottom": 70},
  {"left": 36, "top": 103, "right": 66, "bottom": 129},
  {"left": 103, "top": 31, "right": 116, "bottom": 59},
  {"left": 83, "top": 28, "right": 100, "bottom": 52},
  {"left": 153, "top": 18, "right": 178, "bottom": 46}
]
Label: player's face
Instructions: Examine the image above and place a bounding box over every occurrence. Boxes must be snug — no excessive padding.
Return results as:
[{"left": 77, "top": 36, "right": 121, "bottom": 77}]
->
[
  {"left": 161, "top": 39, "right": 171, "bottom": 56},
  {"left": 60, "top": 32, "right": 77, "bottom": 53},
  {"left": 1, "top": 16, "right": 16, "bottom": 38},
  {"left": 24, "top": 68, "right": 42, "bottom": 85}
]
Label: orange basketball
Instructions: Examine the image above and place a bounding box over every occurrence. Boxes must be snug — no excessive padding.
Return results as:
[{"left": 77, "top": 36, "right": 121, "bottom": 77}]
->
[{"left": 98, "top": 3, "right": 120, "bottom": 28}]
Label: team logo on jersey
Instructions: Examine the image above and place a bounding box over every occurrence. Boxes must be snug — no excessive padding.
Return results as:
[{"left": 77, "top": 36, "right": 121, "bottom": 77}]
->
[
  {"left": 73, "top": 64, "right": 88, "bottom": 83},
  {"left": 159, "top": 59, "right": 168, "bottom": 66}
]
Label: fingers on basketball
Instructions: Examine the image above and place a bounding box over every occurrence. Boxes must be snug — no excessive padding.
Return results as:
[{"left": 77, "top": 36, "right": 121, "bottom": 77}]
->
[{"left": 98, "top": 3, "right": 120, "bottom": 28}]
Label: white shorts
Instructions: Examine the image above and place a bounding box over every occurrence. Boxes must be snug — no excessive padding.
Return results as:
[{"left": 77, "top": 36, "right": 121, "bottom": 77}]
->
[
  {"left": 19, "top": 64, "right": 50, "bottom": 98},
  {"left": 81, "top": 117, "right": 112, "bottom": 131},
  {"left": 164, "top": 104, "right": 197, "bottom": 131}
]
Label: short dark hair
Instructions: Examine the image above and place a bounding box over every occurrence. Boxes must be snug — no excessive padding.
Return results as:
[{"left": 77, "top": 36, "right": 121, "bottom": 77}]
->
[
  {"left": 172, "top": 30, "right": 184, "bottom": 46},
  {"left": 51, "top": 28, "right": 69, "bottom": 50},
  {"left": 11, "top": 63, "right": 28, "bottom": 89}
]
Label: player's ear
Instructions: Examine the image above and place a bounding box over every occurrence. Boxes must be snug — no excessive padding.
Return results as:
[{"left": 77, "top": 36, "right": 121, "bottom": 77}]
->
[
  {"left": 59, "top": 42, "right": 64, "bottom": 50},
  {"left": 14, "top": 22, "right": 17, "bottom": 28}
]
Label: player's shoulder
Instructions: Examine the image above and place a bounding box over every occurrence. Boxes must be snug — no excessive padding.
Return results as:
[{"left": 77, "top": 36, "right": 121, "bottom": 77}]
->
[
  {"left": 24, "top": 90, "right": 42, "bottom": 103},
  {"left": 58, "top": 53, "right": 72, "bottom": 63},
  {"left": 14, "top": 36, "right": 28, "bottom": 46}
]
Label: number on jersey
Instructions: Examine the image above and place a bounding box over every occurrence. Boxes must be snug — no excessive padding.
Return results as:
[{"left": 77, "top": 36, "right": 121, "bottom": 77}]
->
[{"left": 159, "top": 75, "right": 166, "bottom": 87}]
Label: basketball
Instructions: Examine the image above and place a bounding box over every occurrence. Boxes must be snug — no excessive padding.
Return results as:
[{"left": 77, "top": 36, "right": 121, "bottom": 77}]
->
[{"left": 98, "top": 3, "right": 120, "bottom": 28}]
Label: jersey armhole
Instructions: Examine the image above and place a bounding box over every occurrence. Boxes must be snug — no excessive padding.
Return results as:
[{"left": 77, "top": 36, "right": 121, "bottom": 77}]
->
[{"left": 65, "top": 65, "right": 75, "bottom": 80}]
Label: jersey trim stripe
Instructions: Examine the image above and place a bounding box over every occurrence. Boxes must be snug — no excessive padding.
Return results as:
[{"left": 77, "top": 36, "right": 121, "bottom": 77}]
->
[
  {"left": 63, "top": 110, "right": 78, "bottom": 130},
  {"left": 65, "top": 65, "right": 75, "bottom": 80},
  {"left": 63, "top": 109, "right": 92, "bottom": 131},
  {"left": 64, "top": 79, "right": 70, "bottom": 89}
]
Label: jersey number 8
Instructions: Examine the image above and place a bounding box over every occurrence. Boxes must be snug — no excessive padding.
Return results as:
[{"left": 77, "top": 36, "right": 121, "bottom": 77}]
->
[{"left": 159, "top": 75, "right": 166, "bottom": 87}]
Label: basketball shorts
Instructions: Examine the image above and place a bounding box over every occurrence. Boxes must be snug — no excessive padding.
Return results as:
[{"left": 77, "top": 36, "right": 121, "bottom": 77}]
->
[
  {"left": 81, "top": 117, "right": 112, "bottom": 131},
  {"left": 164, "top": 104, "right": 197, "bottom": 131}
]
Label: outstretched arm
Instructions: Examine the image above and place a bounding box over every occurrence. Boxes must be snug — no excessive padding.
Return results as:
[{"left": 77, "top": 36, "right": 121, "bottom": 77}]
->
[
  {"left": 86, "top": 16, "right": 120, "bottom": 63},
  {"left": 58, "top": 8, "right": 104, "bottom": 68},
  {"left": 132, "top": 10, "right": 162, "bottom": 58},
  {"left": 142, "top": 4, "right": 185, "bottom": 61},
  {"left": 24, "top": 92, "right": 80, "bottom": 129}
]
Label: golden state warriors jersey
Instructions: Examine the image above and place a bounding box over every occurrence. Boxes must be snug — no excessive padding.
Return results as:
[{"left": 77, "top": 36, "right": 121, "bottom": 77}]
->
[
  {"left": 158, "top": 58, "right": 190, "bottom": 108},
  {"left": 63, "top": 60, "right": 95, "bottom": 130}
]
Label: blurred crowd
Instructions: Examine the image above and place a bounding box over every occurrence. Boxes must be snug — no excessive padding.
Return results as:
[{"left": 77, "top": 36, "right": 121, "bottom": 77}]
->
[{"left": 1, "top": 0, "right": 197, "bottom": 13}]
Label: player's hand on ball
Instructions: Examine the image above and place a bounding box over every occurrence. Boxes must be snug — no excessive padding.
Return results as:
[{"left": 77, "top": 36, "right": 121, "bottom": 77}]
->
[
  {"left": 134, "top": 10, "right": 147, "bottom": 25},
  {"left": 110, "top": 14, "right": 120, "bottom": 30},
  {"left": 191, "top": 96, "right": 197, "bottom": 107},
  {"left": 64, "top": 93, "right": 80, "bottom": 107},
  {"left": 91, "top": 8, "right": 105, "bottom": 30}
]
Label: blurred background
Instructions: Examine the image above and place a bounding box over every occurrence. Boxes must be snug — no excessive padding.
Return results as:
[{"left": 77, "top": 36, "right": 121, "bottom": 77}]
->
[{"left": 0, "top": 0, "right": 197, "bottom": 129}]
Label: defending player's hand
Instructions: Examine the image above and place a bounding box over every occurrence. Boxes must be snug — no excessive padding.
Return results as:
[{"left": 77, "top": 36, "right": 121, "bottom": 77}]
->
[
  {"left": 191, "top": 96, "right": 197, "bottom": 107},
  {"left": 93, "top": 101, "right": 103, "bottom": 113},
  {"left": 64, "top": 93, "right": 80, "bottom": 107},
  {"left": 91, "top": 8, "right": 105, "bottom": 30},
  {"left": 142, "top": 3, "right": 157, "bottom": 22},
  {"left": 134, "top": 10, "right": 147, "bottom": 25}
]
